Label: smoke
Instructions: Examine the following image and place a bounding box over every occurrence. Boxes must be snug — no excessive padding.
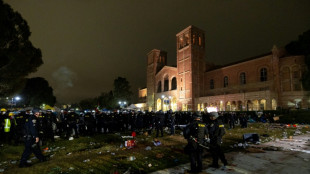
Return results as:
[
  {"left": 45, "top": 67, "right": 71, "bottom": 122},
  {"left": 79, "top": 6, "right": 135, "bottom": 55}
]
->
[{"left": 52, "top": 66, "right": 77, "bottom": 89}]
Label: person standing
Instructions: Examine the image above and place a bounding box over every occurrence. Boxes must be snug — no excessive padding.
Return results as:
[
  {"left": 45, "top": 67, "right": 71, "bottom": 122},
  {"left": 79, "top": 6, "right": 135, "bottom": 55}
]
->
[
  {"left": 19, "top": 109, "right": 46, "bottom": 168},
  {"left": 184, "top": 112, "right": 208, "bottom": 173},
  {"left": 208, "top": 112, "right": 228, "bottom": 169},
  {"left": 155, "top": 110, "right": 165, "bottom": 137},
  {"left": 65, "top": 109, "right": 79, "bottom": 139}
]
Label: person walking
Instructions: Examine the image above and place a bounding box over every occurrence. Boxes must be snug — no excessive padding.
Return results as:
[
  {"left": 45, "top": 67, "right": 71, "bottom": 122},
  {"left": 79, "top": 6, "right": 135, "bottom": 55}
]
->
[{"left": 19, "top": 109, "right": 46, "bottom": 168}]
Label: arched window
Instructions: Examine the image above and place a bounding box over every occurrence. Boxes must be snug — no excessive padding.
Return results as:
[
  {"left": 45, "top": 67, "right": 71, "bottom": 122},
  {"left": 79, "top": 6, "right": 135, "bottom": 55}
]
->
[
  {"left": 157, "top": 81, "right": 162, "bottom": 93},
  {"left": 164, "top": 76, "right": 169, "bottom": 91},
  {"left": 240, "top": 72, "right": 246, "bottom": 85},
  {"left": 210, "top": 79, "right": 214, "bottom": 89},
  {"left": 224, "top": 76, "right": 228, "bottom": 87},
  {"left": 171, "top": 77, "right": 177, "bottom": 90},
  {"left": 260, "top": 68, "right": 267, "bottom": 82}
]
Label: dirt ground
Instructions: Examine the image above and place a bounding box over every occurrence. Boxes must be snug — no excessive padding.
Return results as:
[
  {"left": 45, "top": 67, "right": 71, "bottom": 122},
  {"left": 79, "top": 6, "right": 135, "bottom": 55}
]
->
[{"left": 151, "top": 132, "right": 310, "bottom": 174}]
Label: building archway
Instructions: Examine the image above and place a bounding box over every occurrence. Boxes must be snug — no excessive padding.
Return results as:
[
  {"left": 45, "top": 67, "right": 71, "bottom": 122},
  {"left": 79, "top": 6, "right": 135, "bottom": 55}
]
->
[
  {"left": 253, "top": 100, "right": 259, "bottom": 111},
  {"left": 219, "top": 101, "right": 224, "bottom": 111},
  {"left": 171, "top": 97, "right": 177, "bottom": 111},
  {"left": 156, "top": 98, "right": 162, "bottom": 111},
  {"left": 226, "top": 101, "right": 231, "bottom": 111},
  {"left": 272, "top": 99, "right": 277, "bottom": 110},
  {"left": 246, "top": 100, "right": 253, "bottom": 111},
  {"left": 260, "top": 99, "right": 266, "bottom": 110},
  {"left": 237, "top": 101, "right": 243, "bottom": 111},
  {"left": 231, "top": 101, "right": 236, "bottom": 111},
  {"left": 162, "top": 97, "right": 169, "bottom": 112}
]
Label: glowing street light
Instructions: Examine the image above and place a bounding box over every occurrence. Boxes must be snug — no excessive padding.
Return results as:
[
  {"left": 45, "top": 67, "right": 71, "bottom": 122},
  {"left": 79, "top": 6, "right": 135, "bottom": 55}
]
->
[
  {"left": 11, "top": 96, "right": 21, "bottom": 109},
  {"left": 118, "top": 101, "right": 127, "bottom": 109}
]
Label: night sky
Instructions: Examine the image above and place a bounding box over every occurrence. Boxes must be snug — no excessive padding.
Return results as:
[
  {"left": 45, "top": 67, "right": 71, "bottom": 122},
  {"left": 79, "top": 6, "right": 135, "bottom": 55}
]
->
[{"left": 4, "top": 0, "right": 310, "bottom": 103}]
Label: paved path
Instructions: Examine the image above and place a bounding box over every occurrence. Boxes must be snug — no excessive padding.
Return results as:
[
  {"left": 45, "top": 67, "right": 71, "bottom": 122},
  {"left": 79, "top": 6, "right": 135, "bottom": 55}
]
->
[{"left": 151, "top": 133, "right": 310, "bottom": 174}]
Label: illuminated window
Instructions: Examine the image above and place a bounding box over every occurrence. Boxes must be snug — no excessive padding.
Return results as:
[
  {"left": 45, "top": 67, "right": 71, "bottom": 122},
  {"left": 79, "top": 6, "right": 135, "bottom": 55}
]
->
[
  {"left": 210, "top": 79, "right": 214, "bottom": 89},
  {"left": 199, "top": 36, "right": 202, "bottom": 46},
  {"left": 240, "top": 72, "right": 246, "bottom": 85},
  {"left": 260, "top": 68, "right": 267, "bottom": 82},
  {"left": 224, "top": 76, "right": 228, "bottom": 87},
  {"left": 192, "top": 34, "right": 196, "bottom": 44},
  {"left": 185, "top": 33, "right": 189, "bottom": 46},
  {"left": 179, "top": 37, "right": 184, "bottom": 49}
]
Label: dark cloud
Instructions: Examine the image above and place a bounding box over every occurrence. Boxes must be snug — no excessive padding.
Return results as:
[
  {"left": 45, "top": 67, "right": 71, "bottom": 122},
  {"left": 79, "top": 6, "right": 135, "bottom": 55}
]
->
[{"left": 4, "top": 0, "right": 310, "bottom": 103}]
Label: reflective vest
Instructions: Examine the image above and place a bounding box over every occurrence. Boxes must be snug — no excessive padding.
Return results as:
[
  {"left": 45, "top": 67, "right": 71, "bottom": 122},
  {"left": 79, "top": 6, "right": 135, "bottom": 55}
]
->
[{"left": 4, "top": 118, "right": 11, "bottom": 132}]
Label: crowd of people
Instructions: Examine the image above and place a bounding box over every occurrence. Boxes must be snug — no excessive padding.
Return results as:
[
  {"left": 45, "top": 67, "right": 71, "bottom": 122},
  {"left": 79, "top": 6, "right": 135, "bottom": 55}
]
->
[
  {"left": 0, "top": 107, "right": 277, "bottom": 170},
  {"left": 0, "top": 108, "right": 276, "bottom": 146}
]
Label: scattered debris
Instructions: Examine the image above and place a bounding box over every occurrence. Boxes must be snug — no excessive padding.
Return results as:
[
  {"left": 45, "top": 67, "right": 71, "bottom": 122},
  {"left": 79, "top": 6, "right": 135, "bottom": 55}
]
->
[
  {"left": 10, "top": 160, "right": 17, "bottom": 164},
  {"left": 69, "top": 167, "right": 74, "bottom": 170},
  {"left": 69, "top": 137, "right": 74, "bottom": 141},
  {"left": 66, "top": 152, "right": 72, "bottom": 156},
  {"left": 148, "top": 163, "right": 152, "bottom": 167},
  {"left": 83, "top": 159, "right": 90, "bottom": 162},
  {"left": 0, "top": 169, "right": 4, "bottom": 173},
  {"left": 156, "top": 153, "right": 164, "bottom": 158},
  {"left": 125, "top": 140, "right": 135, "bottom": 149},
  {"left": 153, "top": 139, "right": 161, "bottom": 146},
  {"left": 145, "top": 146, "right": 152, "bottom": 150},
  {"left": 127, "top": 156, "right": 136, "bottom": 161}
]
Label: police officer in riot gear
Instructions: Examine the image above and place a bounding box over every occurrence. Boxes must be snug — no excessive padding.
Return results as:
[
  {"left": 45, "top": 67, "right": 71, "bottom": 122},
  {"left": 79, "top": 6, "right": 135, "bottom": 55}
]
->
[
  {"left": 184, "top": 112, "right": 208, "bottom": 173},
  {"left": 65, "top": 109, "right": 79, "bottom": 139},
  {"left": 45, "top": 109, "right": 56, "bottom": 142},
  {"left": 19, "top": 109, "right": 46, "bottom": 168},
  {"left": 155, "top": 110, "right": 165, "bottom": 137},
  {"left": 208, "top": 112, "right": 228, "bottom": 169}
]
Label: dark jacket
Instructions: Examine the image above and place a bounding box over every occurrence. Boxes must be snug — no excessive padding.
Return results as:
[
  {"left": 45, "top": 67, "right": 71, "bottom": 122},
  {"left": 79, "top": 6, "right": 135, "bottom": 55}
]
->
[
  {"left": 186, "top": 120, "right": 208, "bottom": 150},
  {"left": 208, "top": 118, "right": 226, "bottom": 145},
  {"left": 24, "top": 115, "right": 39, "bottom": 138}
]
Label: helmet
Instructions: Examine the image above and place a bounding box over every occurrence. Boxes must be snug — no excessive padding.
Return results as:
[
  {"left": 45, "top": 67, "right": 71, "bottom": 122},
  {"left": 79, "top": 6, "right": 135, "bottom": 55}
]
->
[
  {"left": 209, "top": 112, "right": 219, "bottom": 118},
  {"left": 193, "top": 111, "right": 202, "bottom": 119},
  {"left": 32, "top": 109, "right": 40, "bottom": 114},
  {"left": 9, "top": 112, "right": 14, "bottom": 117},
  {"left": 1, "top": 108, "right": 7, "bottom": 112}
]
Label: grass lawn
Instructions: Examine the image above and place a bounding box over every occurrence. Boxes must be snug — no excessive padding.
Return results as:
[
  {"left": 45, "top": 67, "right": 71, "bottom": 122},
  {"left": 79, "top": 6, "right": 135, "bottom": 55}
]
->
[{"left": 0, "top": 123, "right": 309, "bottom": 174}]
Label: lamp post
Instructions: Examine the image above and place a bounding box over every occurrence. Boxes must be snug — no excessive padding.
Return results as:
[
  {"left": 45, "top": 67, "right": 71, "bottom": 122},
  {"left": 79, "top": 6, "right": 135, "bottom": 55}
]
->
[
  {"left": 118, "top": 101, "right": 127, "bottom": 109},
  {"left": 11, "top": 96, "right": 21, "bottom": 109}
]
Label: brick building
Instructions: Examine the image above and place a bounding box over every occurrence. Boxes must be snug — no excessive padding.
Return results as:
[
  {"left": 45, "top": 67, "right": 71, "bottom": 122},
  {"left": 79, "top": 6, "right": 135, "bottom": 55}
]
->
[{"left": 141, "top": 25, "right": 309, "bottom": 112}]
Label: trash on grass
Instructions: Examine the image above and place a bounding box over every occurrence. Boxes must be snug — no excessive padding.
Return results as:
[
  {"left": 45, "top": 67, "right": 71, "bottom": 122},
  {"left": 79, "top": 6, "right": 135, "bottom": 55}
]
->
[
  {"left": 145, "top": 146, "right": 152, "bottom": 150},
  {"left": 83, "top": 159, "right": 90, "bottom": 162},
  {"left": 153, "top": 139, "right": 161, "bottom": 146},
  {"left": 127, "top": 156, "right": 136, "bottom": 161}
]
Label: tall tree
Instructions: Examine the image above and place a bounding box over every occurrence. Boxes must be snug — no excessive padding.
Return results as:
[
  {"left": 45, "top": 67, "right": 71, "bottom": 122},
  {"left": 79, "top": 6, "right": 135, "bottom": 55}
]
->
[
  {"left": 97, "top": 91, "right": 116, "bottom": 110},
  {"left": 79, "top": 98, "right": 97, "bottom": 110},
  {"left": 285, "top": 29, "right": 310, "bottom": 90},
  {"left": 0, "top": 0, "right": 43, "bottom": 97},
  {"left": 20, "top": 77, "right": 56, "bottom": 107},
  {"left": 113, "top": 77, "right": 132, "bottom": 106}
]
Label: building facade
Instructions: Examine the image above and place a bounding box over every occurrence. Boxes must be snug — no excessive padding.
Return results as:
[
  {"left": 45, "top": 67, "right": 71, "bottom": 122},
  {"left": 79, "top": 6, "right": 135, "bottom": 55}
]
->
[{"left": 143, "top": 25, "right": 309, "bottom": 112}]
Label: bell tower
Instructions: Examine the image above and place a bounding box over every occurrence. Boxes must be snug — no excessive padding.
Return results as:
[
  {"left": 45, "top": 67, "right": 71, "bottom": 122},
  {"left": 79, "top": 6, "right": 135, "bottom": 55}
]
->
[
  {"left": 146, "top": 49, "right": 167, "bottom": 111},
  {"left": 176, "top": 26, "right": 205, "bottom": 111}
]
